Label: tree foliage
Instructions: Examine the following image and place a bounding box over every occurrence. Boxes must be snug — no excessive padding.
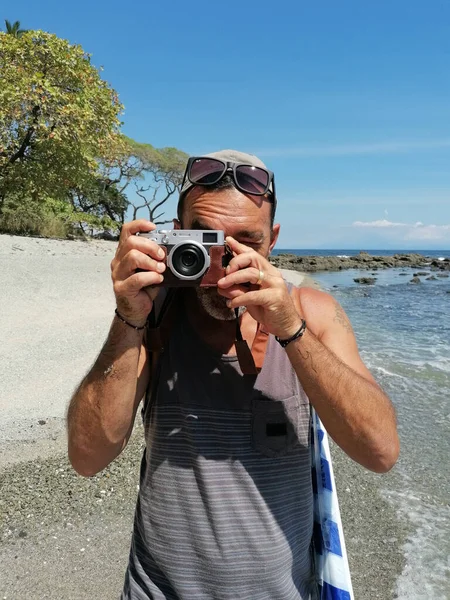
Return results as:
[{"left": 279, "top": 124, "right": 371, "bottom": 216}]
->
[
  {"left": 4, "top": 20, "right": 27, "bottom": 38},
  {"left": 69, "top": 136, "right": 188, "bottom": 235},
  {"left": 0, "top": 28, "right": 188, "bottom": 238},
  {"left": 113, "top": 138, "right": 188, "bottom": 224},
  {"left": 0, "top": 30, "right": 123, "bottom": 208}
]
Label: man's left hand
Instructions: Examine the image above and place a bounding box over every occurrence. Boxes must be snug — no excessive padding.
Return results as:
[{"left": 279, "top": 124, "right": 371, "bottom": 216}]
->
[{"left": 217, "top": 237, "right": 302, "bottom": 339}]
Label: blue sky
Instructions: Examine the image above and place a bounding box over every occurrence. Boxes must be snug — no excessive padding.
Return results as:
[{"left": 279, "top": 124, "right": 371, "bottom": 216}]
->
[{"left": 6, "top": 0, "right": 450, "bottom": 249}]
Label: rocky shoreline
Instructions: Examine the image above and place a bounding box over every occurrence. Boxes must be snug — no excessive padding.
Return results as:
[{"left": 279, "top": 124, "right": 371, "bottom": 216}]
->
[{"left": 270, "top": 251, "right": 450, "bottom": 274}]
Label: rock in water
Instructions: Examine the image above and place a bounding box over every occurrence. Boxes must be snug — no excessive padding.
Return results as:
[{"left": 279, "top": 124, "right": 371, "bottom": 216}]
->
[
  {"left": 354, "top": 277, "right": 377, "bottom": 285},
  {"left": 269, "top": 252, "right": 441, "bottom": 274},
  {"left": 409, "top": 276, "right": 421, "bottom": 284}
]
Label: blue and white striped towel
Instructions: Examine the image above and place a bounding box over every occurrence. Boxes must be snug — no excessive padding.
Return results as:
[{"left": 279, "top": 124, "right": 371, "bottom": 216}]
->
[{"left": 311, "top": 407, "right": 355, "bottom": 600}]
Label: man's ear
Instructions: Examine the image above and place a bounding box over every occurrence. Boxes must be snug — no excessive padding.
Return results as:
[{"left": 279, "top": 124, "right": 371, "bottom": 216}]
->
[
  {"left": 268, "top": 223, "right": 280, "bottom": 254},
  {"left": 173, "top": 218, "right": 181, "bottom": 230}
]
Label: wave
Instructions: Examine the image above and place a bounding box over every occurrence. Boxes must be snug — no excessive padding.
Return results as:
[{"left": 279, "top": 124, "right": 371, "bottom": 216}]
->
[
  {"left": 385, "top": 490, "right": 450, "bottom": 600},
  {"left": 374, "top": 366, "right": 407, "bottom": 379},
  {"left": 408, "top": 359, "right": 450, "bottom": 374}
]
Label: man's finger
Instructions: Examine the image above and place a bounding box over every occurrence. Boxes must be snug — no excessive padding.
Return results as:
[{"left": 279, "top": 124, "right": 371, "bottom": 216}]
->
[
  {"left": 226, "top": 289, "right": 272, "bottom": 309},
  {"left": 225, "top": 254, "right": 255, "bottom": 275},
  {"left": 217, "top": 285, "right": 254, "bottom": 300},
  {"left": 120, "top": 220, "right": 156, "bottom": 241},
  {"left": 218, "top": 267, "right": 263, "bottom": 289},
  {"left": 114, "top": 236, "right": 165, "bottom": 264},
  {"left": 225, "top": 236, "right": 254, "bottom": 254},
  {"left": 227, "top": 252, "right": 254, "bottom": 273}
]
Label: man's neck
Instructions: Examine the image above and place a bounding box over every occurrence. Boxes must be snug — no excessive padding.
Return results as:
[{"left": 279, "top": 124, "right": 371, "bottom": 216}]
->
[{"left": 184, "top": 289, "right": 258, "bottom": 356}]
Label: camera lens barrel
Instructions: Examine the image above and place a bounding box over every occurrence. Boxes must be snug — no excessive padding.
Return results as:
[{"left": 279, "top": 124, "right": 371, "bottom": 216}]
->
[{"left": 168, "top": 241, "right": 210, "bottom": 280}]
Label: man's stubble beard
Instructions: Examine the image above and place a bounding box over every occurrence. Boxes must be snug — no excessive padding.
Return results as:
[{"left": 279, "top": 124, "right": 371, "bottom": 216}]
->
[{"left": 195, "top": 287, "right": 246, "bottom": 321}]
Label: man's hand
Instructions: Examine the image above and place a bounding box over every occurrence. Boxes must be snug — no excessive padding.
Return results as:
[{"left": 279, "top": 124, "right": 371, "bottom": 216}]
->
[
  {"left": 110, "top": 219, "right": 166, "bottom": 326},
  {"left": 217, "top": 236, "right": 302, "bottom": 338}
]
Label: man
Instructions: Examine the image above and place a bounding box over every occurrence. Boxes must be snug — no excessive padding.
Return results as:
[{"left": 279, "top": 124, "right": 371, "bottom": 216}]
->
[{"left": 67, "top": 150, "right": 399, "bottom": 599}]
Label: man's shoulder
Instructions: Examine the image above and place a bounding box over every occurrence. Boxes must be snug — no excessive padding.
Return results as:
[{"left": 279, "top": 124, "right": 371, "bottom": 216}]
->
[
  {"left": 293, "top": 284, "right": 335, "bottom": 309},
  {"left": 291, "top": 285, "right": 338, "bottom": 337}
]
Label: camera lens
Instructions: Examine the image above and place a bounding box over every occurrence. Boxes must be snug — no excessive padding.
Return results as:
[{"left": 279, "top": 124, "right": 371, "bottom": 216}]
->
[
  {"left": 181, "top": 253, "right": 196, "bottom": 267},
  {"left": 171, "top": 243, "right": 206, "bottom": 278}
]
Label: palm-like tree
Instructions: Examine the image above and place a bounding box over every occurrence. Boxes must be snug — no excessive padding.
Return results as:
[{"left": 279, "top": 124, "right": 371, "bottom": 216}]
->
[{"left": 4, "top": 20, "right": 27, "bottom": 38}]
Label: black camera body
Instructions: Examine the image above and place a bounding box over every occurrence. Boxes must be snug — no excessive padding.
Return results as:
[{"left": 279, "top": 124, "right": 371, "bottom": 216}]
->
[{"left": 137, "top": 229, "right": 232, "bottom": 287}]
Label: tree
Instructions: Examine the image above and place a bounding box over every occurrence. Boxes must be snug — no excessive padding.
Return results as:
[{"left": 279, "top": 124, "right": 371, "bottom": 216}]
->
[
  {"left": 0, "top": 30, "right": 123, "bottom": 211},
  {"left": 67, "top": 174, "right": 129, "bottom": 236},
  {"left": 65, "top": 136, "right": 188, "bottom": 236},
  {"left": 0, "top": 29, "right": 188, "bottom": 238},
  {"left": 117, "top": 138, "right": 188, "bottom": 224},
  {"left": 4, "top": 20, "right": 26, "bottom": 38}
]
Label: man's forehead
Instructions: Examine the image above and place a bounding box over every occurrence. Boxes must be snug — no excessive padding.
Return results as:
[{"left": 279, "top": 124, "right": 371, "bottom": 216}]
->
[{"left": 183, "top": 186, "right": 271, "bottom": 221}]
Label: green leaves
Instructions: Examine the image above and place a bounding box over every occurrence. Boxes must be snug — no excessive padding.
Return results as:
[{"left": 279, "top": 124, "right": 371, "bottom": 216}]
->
[
  {"left": 4, "top": 20, "right": 27, "bottom": 39},
  {"left": 0, "top": 30, "right": 123, "bottom": 203},
  {"left": 0, "top": 29, "right": 189, "bottom": 237}
]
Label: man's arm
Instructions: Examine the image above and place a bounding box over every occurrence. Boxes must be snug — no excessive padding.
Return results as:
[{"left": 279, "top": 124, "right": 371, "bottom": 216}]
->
[
  {"left": 217, "top": 237, "right": 399, "bottom": 473},
  {"left": 287, "top": 287, "right": 399, "bottom": 473},
  {"left": 67, "top": 316, "right": 150, "bottom": 477},
  {"left": 67, "top": 218, "right": 166, "bottom": 477}
]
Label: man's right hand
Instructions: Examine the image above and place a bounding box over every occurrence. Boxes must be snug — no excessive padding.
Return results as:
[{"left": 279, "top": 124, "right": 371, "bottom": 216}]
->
[{"left": 110, "top": 219, "right": 166, "bottom": 326}]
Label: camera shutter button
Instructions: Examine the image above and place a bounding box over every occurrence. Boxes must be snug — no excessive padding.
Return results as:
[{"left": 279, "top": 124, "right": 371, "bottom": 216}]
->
[{"left": 162, "top": 235, "right": 170, "bottom": 244}]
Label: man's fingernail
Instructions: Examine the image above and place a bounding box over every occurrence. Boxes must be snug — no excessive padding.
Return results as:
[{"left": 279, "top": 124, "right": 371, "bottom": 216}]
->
[{"left": 158, "top": 248, "right": 164, "bottom": 258}]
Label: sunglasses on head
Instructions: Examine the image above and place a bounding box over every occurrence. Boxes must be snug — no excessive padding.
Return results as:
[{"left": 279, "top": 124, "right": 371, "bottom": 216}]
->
[{"left": 183, "top": 156, "right": 276, "bottom": 199}]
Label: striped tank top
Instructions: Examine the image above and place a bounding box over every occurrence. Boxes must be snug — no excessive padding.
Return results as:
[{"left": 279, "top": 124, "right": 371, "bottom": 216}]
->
[{"left": 122, "top": 304, "right": 314, "bottom": 599}]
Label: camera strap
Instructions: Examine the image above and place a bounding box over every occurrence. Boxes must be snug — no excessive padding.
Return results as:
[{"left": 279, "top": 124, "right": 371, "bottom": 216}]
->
[
  {"left": 145, "top": 289, "right": 270, "bottom": 376},
  {"left": 145, "top": 288, "right": 179, "bottom": 352},
  {"left": 234, "top": 308, "right": 270, "bottom": 375}
]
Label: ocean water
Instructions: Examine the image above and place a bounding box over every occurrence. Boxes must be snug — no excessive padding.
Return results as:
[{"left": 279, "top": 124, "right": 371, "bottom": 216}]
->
[{"left": 279, "top": 251, "right": 450, "bottom": 599}]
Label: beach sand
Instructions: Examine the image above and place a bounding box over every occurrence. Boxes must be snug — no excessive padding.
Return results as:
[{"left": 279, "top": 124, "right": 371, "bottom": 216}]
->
[{"left": 0, "top": 234, "right": 406, "bottom": 599}]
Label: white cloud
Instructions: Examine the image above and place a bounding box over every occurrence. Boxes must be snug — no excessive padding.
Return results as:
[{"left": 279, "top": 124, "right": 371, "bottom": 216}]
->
[
  {"left": 352, "top": 220, "right": 450, "bottom": 241},
  {"left": 405, "top": 224, "right": 450, "bottom": 241},
  {"left": 256, "top": 139, "right": 450, "bottom": 158},
  {"left": 353, "top": 219, "right": 408, "bottom": 228}
]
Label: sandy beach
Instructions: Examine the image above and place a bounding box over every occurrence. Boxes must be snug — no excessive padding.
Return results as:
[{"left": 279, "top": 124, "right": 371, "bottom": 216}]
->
[{"left": 0, "top": 234, "right": 407, "bottom": 599}]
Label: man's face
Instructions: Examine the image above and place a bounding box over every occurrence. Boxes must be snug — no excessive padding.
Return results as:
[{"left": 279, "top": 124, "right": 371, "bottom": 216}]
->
[{"left": 178, "top": 186, "right": 279, "bottom": 321}]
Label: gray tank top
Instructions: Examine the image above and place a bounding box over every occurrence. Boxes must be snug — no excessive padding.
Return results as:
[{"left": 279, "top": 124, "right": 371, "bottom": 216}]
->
[{"left": 122, "top": 300, "right": 314, "bottom": 600}]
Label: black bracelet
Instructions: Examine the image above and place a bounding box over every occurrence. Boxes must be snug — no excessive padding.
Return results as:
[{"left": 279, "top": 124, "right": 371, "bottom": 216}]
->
[
  {"left": 275, "top": 319, "right": 307, "bottom": 348},
  {"left": 114, "top": 309, "right": 146, "bottom": 331}
]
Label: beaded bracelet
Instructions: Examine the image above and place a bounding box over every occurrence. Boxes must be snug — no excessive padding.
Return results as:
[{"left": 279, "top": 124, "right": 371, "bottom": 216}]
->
[{"left": 114, "top": 309, "right": 146, "bottom": 331}]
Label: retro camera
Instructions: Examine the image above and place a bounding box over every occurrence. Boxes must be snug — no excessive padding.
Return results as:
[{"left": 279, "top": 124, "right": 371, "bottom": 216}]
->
[{"left": 137, "top": 229, "right": 232, "bottom": 287}]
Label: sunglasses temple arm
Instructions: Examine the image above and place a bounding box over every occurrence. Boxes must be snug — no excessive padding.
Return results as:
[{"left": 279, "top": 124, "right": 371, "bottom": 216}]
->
[
  {"left": 271, "top": 176, "right": 277, "bottom": 218},
  {"left": 180, "top": 160, "right": 190, "bottom": 190}
]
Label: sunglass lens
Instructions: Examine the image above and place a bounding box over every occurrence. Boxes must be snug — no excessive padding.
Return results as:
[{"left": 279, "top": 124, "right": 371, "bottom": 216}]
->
[
  {"left": 236, "top": 165, "right": 270, "bottom": 194},
  {"left": 189, "top": 158, "right": 225, "bottom": 185}
]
